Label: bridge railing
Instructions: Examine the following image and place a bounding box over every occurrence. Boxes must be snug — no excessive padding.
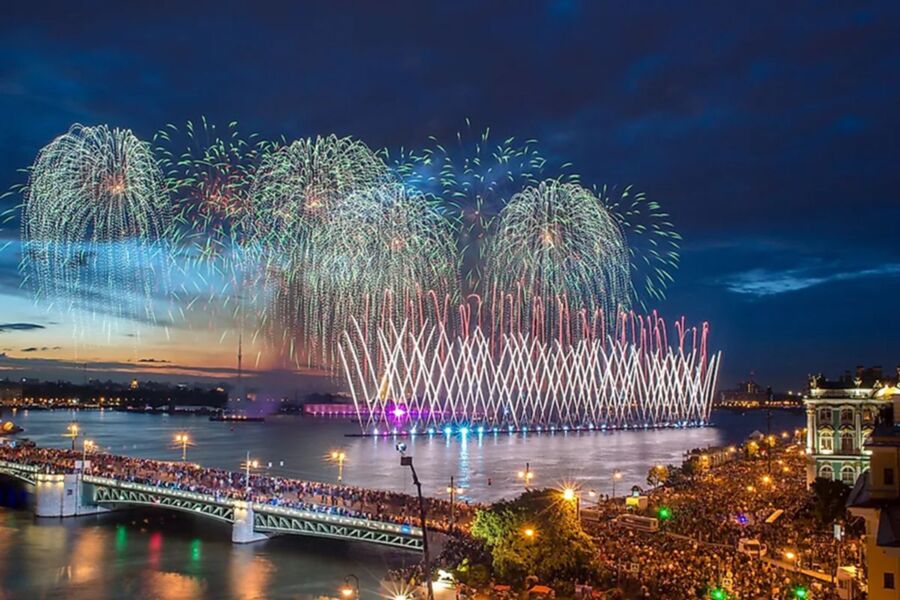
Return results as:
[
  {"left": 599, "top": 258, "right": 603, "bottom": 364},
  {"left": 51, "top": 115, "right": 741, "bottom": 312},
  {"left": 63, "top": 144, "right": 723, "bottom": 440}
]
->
[
  {"left": 0, "top": 459, "right": 41, "bottom": 483},
  {"left": 0, "top": 459, "right": 424, "bottom": 542},
  {"left": 252, "top": 502, "right": 423, "bottom": 538},
  {"left": 84, "top": 475, "right": 227, "bottom": 506},
  {"left": 83, "top": 474, "right": 423, "bottom": 537}
]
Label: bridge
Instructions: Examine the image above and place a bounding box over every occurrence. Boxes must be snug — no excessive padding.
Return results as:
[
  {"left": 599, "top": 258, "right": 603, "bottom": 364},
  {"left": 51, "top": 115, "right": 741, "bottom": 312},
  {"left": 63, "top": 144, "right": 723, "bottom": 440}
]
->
[{"left": 0, "top": 458, "right": 424, "bottom": 550}]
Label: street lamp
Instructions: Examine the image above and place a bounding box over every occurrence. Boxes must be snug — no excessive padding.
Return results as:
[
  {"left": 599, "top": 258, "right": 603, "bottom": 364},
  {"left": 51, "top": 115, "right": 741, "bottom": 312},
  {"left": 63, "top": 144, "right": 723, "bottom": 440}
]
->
[
  {"left": 340, "top": 574, "right": 359, "bottom": 599},
  {"left": 329, "top": 450, "right": 347, "bottom": 482},
  {"left": 561, "top": 486, "right": 580, "bottom": 521},
  {"left": 396, "top": 444, "right": 434, "bottom": 600},
  {"left": 241, "top": 452, "right": 259, "bottom": 492},
  {"left": 63, "top": 422, "right": 80, "bottom": 450},
  {"left": 446, "top": 476, "right": 464, "bottom": 531},
  {"left": 612, "top": 469, "right": 623, "bottom": 499},
  {"left": 516, "top": 462, "right": 534, "bottom": 490},
  {"left": 174, "top": 433, "right": 191, "bottom": 461},
  {"left": 522, "top": 526, "right": 536, "bottom": 539},
  {"left": 81, "top": 439, "right": 95, "bottom": 471}
]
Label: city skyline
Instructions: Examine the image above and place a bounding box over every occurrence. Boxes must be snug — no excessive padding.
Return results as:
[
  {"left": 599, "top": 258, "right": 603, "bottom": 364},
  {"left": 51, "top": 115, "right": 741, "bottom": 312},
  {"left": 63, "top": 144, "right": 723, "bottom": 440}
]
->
[{"left": 1, "top": 3, "right": 899, "bottom": 391}]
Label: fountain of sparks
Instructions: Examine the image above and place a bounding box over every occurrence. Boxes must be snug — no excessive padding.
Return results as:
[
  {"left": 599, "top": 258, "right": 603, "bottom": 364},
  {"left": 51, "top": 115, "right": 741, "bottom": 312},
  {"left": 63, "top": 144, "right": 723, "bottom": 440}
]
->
[{"left": 339, "top": 311, "right": 721, "bottom": 435}]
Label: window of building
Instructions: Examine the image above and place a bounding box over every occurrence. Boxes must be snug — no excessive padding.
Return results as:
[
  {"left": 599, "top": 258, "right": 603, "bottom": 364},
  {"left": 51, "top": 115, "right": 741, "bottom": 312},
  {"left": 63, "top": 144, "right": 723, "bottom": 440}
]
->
[
  {"left": 819, "top": 408, "right": 832, "bottom": 424},
  {"left": 840, "top": 408, "right": 854, "bottom": 424},
  {"left": 840, "top": 432, "right": 854, "bottom": 453},
  {"left": 819, "top": 464, "right": 834, "bottom": 480},
  {"left": 886, "top": 468, "right": 895, "bottom": 486},
  {"left": 885, "top": 572, "right": 895, "bottom": 590},
  {"left": 841, "top": 466, "right": 856, "bottom": 486},
  {"left": 862, "top": 408, "right": 874, "bottom": 422},
  {"left": 819, "top": 433, "right": 833, "bottom": 452}
]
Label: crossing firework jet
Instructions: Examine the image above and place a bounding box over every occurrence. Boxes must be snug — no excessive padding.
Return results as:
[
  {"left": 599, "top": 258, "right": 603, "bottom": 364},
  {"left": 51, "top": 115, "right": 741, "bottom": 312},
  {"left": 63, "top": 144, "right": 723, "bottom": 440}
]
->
[
  {"left": 21, "top": 124, "right": 172, "bottom": 334},
  {"left": 482, "top": 179, "right": 632, "bottom": 341},
  {"left": 246, "top": 135, "right": 394, "bottom": 364}
]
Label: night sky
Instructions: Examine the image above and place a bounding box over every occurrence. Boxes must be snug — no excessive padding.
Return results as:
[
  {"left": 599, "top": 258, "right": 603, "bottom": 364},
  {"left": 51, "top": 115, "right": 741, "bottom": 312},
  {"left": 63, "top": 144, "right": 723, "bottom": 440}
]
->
[{"left": 1, "top": 1, "right": 898, "bottom": 391}]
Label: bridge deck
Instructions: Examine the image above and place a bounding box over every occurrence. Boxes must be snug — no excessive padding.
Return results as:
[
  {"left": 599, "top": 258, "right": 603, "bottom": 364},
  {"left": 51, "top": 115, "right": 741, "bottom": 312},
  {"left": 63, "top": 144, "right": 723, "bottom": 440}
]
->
[{"left": 0, "top": 454, "right": 426, "bottom": 550}]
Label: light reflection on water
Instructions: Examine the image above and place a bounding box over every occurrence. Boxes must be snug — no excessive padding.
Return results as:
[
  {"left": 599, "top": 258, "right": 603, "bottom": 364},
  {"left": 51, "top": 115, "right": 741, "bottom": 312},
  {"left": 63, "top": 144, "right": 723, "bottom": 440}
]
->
[
  {"left": 0, "top": 407, "right": 803, "bottom": 598},
  {"left": 3, "top": 408, "right": 803, "bottom": 502}
]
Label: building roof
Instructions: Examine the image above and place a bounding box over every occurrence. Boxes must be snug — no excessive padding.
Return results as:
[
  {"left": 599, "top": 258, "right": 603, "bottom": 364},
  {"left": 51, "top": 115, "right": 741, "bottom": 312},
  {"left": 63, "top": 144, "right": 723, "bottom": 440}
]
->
[
  {"left": 877, "top": 506, "right": 900, "bottom": 548},
  {"left": 865, "top": 423, "right": 900, "bottom": 447}
]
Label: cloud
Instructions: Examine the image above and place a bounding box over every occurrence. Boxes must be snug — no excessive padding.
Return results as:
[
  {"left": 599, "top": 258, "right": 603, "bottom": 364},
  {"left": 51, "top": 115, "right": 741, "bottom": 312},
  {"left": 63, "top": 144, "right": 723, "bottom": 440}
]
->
[
  {"left": 721, "top": 263, "right": 900, "bottom": 297},
  {"left": 0, "top": 322, "right": 44, "bottom": 332},
  {"left": 19, "top": 347, "right": 38, "bottom": 352}
]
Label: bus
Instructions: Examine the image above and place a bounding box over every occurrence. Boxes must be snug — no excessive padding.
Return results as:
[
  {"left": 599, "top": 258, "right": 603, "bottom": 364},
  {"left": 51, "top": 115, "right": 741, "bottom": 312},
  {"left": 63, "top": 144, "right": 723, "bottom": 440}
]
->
[{"left": 614, "top": 514, "right": 659, "bottom": 532}]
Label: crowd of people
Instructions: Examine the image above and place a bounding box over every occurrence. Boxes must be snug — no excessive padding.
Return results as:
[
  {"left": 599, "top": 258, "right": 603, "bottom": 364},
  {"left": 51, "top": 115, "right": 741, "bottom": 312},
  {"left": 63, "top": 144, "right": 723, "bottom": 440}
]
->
[
  {"left": 585, "top": 441, "right": 851, "bottom": 598},
  {"left": 0, "top": 441, "right": 476, "bottom": 533}
]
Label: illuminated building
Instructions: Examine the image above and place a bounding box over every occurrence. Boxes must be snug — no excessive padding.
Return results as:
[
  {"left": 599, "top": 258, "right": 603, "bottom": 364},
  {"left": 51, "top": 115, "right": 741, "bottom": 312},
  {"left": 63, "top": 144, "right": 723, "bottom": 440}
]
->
[
  {"left": 847, "top": 391, "right": 900, "bottom": 600},
  {"left": 805, "top": 367, "right": 897, "bottom": 486}
]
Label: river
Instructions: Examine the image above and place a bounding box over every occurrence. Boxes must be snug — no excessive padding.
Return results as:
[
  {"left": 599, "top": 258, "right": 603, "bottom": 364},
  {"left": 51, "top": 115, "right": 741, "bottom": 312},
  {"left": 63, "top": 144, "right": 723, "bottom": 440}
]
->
[{"left": 0, "top": 407, "right": 804, "bottom": 599}]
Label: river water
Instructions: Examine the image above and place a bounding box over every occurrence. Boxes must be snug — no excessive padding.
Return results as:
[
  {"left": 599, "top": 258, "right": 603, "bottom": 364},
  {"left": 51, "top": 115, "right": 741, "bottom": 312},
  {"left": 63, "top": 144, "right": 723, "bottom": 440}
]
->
[{"left": 0, "top": 408, "right": 803, "bottom": 599}]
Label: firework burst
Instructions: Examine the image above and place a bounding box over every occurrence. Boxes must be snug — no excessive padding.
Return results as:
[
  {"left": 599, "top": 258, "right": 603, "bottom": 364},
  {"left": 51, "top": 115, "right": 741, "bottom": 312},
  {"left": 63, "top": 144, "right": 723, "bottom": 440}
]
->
[
  {"left": 392, "top": 121, "right": 576, "bottom": 291},
  {"left": 21, "top": 124, "right": 173, "bottom": 335},
  {"left": 598, "top": 184, "right": 680, "bottom": 309},
  {"left": 322, "top": 183, "right": 459, "bottom": 339},
  {"left": 246, "top": 135, "right": 394, "bottom": 364},
  {"left": 153, "top": 119, "right": 272, "bottom": 327},
  {"left": 482, "top": 179, "right": 632, "bottom": 342}
]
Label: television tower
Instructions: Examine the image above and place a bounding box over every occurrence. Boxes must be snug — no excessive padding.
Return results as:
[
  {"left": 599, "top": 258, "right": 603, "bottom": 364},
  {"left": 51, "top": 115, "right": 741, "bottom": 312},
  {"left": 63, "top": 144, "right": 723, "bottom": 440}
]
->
[{"left": 237, "top": 333, "right": 243, "bottom": 401}]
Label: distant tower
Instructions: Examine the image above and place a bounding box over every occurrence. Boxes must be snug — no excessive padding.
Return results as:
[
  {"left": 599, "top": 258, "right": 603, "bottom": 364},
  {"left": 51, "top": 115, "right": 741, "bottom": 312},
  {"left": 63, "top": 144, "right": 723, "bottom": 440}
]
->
[{"left": 236, "top": 333, "right": 243, "bottom": 401}]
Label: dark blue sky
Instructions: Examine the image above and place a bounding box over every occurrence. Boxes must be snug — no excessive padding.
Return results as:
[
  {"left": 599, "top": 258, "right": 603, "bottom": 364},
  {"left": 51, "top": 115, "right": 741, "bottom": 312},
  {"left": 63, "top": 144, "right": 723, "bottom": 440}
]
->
[{"left": 1, "top": 1, "right": 899, "bottom": 390}]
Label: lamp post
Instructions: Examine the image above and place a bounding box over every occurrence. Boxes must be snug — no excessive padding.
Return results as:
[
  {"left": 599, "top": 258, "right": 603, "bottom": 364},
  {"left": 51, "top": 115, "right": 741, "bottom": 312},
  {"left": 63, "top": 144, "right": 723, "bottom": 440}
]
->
[
  {"left": 81, "top": 439, "right": 94, "bottom": 472},
  {"left": 63, "top": 422, "right": 80, "bottom": 450},
  {"left": 516, "top": 462, "right": 534, "bottom": 490},
  {"left": 241, "top": 451, "right": 259, "bottom": 493},
  {"left": 446, "top": 476, "right": 464, "bottom": 531},
  {"left": 340, "top": 574, "right": 359, "bottom": 599},
  {"left": 397, "top": 445, "right": 434, "bottom": 600},
  {"left": 174, "top": 433, "right": 190, "bottom": 461},
  {"left": 562, "top": 486, "right": 580, "bottom": 521},
  {"left": 612, "top": 469, "right": 623, "bottom": 499},
  {"left": 330, "top": 450, "right": 346, "bottom": 482}
]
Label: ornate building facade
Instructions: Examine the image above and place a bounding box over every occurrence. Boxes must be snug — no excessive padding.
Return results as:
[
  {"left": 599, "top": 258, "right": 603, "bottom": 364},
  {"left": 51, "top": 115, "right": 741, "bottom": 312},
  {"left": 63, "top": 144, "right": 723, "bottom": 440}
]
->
[{"left": 804, "top": 368, "right": 897, "bottom": 486}]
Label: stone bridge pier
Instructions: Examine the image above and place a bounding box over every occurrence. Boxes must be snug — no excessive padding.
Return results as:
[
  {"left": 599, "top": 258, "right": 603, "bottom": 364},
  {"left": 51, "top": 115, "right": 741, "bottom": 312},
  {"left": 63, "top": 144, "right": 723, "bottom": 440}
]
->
[
  {"left": 34, "top": 473, "right": 106, "bottom": 518},
  {"left": 232, "top": 502, "right": 269, "bottom": 544}
]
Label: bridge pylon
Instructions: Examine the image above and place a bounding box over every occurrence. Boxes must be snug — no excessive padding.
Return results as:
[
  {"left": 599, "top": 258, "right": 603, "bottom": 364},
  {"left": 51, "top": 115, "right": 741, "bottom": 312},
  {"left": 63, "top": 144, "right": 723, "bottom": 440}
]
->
[{"left": 232, "top": 502, "right": 269, "bottom": 544}]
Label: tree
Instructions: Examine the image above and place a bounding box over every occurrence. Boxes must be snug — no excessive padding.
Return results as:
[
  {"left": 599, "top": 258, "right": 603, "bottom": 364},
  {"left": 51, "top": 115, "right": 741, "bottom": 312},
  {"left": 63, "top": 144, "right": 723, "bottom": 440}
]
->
[
  {"left": 470, "top": 489, "right": 599, "bottom": 588},
  {"left": 810, "top": 477, "right": 850, "bottom": 525},
  {"left": 647, "top": 464, "right": 670, "bottom": 487}
]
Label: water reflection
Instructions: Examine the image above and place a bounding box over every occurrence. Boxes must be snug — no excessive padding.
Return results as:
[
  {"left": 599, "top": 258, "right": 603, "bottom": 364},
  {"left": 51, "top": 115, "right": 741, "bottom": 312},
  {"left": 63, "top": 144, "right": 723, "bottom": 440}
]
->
[
  {"left": 229, "top": 548, "right": 274, "bottom": 600},
  {"left": 0, "top": 507, "right": 405, "bottom": 600}
]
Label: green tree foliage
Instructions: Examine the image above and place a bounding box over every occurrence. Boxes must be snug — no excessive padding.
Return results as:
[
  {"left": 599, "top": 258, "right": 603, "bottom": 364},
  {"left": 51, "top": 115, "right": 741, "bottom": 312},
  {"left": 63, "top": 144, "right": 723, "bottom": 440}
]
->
[
  {"left": 810, "top": 477, "right": 850, "bottom": 525},
  {"left": 470, "top": 489, "right": 598, "bottom": 587},
  {"left": 646, "top": 464, "right": 671, "bottom": 487}
]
